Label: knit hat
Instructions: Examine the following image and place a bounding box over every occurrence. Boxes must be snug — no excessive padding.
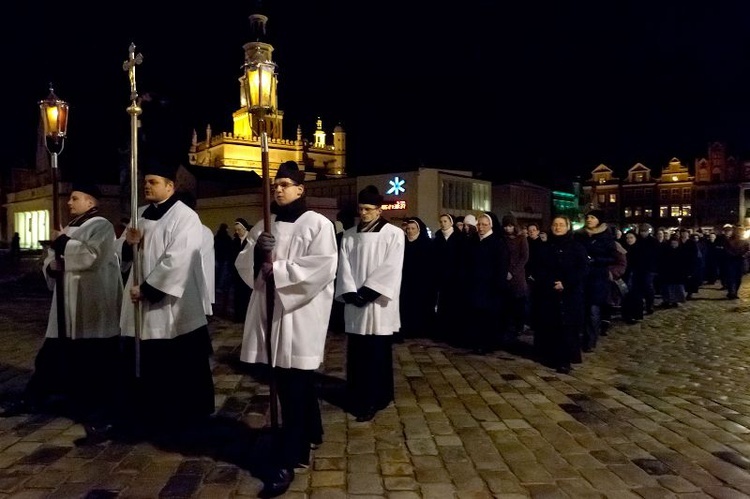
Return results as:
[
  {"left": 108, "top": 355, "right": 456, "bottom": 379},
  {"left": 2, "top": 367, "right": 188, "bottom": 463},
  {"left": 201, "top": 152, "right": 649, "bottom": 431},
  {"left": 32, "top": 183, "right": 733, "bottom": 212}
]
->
[
  {"left": 463, "top": 214, "right": 477, "bottom": 227},
  {"left": 586, "top": 209, "right": 605, "bottom": 224},
  {"left": 275, "top": 160, "right": 305, "bottom": 184},
  {"left": 358, "top": 185, "right": 384, "bottom": 206}
]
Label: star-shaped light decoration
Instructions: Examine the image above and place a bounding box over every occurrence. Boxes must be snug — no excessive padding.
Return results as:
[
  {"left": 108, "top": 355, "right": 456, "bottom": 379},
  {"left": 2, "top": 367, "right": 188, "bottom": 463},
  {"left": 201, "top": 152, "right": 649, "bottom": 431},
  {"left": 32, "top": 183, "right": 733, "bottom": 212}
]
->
[{"left": 386, "top": 176, "right": 405, "bottom": 196}]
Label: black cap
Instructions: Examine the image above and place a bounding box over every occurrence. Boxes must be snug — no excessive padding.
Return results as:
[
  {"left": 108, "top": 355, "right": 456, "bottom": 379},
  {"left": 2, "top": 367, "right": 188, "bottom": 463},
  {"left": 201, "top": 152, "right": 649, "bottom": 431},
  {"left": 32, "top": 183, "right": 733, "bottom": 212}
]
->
[
  {"left": 71, "top": 182, "right": 102, "bottom": 200},
  {"left": 358, "top": 185, "right": 383, "bottom": 206},
  {"left": 275, "top": 160, "right": 305, "bottom": 184}
]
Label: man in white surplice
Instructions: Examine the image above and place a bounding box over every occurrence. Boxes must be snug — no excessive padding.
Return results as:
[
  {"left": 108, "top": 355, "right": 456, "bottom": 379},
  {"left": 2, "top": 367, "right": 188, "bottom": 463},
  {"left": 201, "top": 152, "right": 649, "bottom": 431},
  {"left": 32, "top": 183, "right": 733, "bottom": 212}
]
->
[
  {"left": 4, "top": 183, "right": 122, "bottom": 432},
  {"left": 236, "top": 160, "right": 337, "bottom": 497},
  {"left": 334, "top": 185, "right": 405, "bottom": 422}
]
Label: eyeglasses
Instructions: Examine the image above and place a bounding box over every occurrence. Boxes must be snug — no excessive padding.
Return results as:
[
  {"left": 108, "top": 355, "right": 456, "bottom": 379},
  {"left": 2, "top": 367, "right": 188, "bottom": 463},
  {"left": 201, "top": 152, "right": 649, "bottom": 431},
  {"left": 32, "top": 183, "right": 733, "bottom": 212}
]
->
[{"left": 271, "top": 181, "right": 300, "bottom": 190}]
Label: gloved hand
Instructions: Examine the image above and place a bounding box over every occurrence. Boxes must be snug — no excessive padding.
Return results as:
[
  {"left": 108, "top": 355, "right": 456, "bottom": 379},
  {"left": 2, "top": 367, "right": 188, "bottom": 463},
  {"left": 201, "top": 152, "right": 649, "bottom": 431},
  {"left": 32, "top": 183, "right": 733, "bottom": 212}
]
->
[
  {"left": 261, "top": 262, "right": 274, "bottom": 280},
  {"left": 343, "top": 292, "right": 368, "bottom": 307},
  {"left": 257, "top": 232, "right": 275, "bottom": 252},
  {"left": 357, "top": 286, "right": 381, "bottom": 303}
]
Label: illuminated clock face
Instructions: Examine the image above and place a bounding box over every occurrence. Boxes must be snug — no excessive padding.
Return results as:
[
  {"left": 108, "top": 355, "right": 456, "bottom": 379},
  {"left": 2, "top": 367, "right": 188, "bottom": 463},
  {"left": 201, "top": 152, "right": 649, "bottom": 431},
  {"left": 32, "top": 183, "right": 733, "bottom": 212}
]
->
[{"left": 386, "top": 176, "right": 405, "bottom": 196}]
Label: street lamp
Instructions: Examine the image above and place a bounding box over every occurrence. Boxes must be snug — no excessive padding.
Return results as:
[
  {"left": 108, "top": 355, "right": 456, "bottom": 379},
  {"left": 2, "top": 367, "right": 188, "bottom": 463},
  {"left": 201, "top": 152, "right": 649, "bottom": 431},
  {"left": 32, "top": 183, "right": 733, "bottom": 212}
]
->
[
  {"left": 243, "top": 50, "right": 280, "bottom": 429},
  {"left": 39, "top": 85, "right": 69, "bottom": 233},
  {"left": 38, "top": 85, "right": 69, "bottom": 340}
]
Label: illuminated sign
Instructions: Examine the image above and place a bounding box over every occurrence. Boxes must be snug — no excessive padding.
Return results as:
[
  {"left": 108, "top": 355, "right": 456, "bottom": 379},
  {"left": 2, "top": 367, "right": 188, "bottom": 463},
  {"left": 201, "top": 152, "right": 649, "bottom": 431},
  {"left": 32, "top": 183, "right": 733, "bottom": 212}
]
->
[
  {"left": 381, "top": 200, "right": 406, "bottom": 211},
  {"left": 386, "top": 176, "right": 405, "bottom": 196}
]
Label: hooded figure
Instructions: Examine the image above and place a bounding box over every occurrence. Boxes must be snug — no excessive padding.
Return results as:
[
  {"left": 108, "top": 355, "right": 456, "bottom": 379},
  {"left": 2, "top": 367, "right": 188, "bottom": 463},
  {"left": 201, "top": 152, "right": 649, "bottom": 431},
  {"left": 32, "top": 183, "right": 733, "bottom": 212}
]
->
[{"left": 399, "top": 217, "right": 436, "bottom": 338}]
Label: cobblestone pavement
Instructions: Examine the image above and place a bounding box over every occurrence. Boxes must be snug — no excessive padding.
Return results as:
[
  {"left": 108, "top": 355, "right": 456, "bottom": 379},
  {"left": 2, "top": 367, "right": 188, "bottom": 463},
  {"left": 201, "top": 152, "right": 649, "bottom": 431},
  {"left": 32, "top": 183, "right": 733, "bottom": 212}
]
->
[{"left": 0, "top": 258, "right": 750, "bottom": 498}]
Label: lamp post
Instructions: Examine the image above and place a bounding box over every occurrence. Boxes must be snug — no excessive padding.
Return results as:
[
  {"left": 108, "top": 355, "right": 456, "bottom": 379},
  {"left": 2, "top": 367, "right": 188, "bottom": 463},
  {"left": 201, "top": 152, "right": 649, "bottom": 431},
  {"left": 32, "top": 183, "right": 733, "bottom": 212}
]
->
[
  {"left": 243, "top": 50, "right": 279, "bottom": 429},
  {"left": 39, "top": 85, "right": 69, "bottom": 339}
]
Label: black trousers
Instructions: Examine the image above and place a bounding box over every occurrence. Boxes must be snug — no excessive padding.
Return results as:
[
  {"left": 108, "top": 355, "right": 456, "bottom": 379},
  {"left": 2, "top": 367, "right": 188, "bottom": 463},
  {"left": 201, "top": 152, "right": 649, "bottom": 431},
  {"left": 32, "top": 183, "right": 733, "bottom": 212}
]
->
[
  {"left": 346, "top": 334, "right": 394, "bottom": 416},
  {"left": 275, "top": 367, "right": 323, "bottom": 468}
]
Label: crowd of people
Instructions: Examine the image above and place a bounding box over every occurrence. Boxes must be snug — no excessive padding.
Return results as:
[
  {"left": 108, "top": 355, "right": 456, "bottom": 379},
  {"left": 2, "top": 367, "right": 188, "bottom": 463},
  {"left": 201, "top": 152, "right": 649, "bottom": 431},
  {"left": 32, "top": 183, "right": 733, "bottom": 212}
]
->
[
  {"left": 392, "top": 208, "right": 750, "bottom": 376},
  {"left": 3, "top": 153, "right": 749, "bottom": 498}
]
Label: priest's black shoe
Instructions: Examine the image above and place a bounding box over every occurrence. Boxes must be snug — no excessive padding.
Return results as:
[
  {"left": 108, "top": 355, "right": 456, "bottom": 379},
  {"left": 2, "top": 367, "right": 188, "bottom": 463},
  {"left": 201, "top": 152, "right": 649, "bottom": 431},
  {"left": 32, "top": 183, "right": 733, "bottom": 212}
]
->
[{"left": 258, "top": 467, "right": 294, "bottom": 498}]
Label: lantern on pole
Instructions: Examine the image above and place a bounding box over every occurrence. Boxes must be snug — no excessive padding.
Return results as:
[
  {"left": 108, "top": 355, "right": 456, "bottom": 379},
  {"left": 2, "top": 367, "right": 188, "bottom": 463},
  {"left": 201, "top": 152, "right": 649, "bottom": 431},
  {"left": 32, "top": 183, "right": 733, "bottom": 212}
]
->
[
  {"left": 38, "top": 85, "right": 70, "bottom": 339},
  {"left": 243, "top": 51, "right": 280, "bottom": 428}
]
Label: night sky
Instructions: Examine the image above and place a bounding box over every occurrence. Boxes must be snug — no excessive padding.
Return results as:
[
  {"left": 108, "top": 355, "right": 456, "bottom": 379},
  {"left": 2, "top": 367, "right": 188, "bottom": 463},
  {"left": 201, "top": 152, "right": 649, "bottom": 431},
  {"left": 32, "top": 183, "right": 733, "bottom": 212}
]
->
[{"left": 8, "top": 1, "right": 750, "bottom": 185}]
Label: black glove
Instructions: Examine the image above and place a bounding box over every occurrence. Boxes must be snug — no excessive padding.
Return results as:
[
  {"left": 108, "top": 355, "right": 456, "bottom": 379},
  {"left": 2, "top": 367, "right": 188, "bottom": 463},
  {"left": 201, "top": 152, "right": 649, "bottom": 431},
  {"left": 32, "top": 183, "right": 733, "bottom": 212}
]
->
[
  {"left": 343, "top": 292, "right": 367, "bottom": 307},
  {"left": 357, "top": 286, "right": 381, "bottom": 303},
  {"left": 257, "top": 232, "right": 275, "bottom": 252}
]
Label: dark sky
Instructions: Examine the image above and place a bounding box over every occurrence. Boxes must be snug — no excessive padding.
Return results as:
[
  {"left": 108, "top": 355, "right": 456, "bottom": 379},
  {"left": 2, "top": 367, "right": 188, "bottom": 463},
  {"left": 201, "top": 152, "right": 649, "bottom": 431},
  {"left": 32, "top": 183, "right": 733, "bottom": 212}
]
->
[{"left": 8, "top": 1, "right": 750, "bottom": 185}]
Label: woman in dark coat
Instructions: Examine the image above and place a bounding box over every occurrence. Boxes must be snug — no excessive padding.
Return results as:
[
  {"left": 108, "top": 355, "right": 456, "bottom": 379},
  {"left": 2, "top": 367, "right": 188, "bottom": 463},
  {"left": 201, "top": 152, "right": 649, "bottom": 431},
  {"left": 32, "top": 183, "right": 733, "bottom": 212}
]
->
[
  {"left": 433, "top": 214, "right": 463, "bottom": 344},
  {"left": 463, "top": 212, "right": 510, "bottom": 354},
  {"left": 399, "top": 217, "right": 436, "bottom": 338},
  {"left": 534, "top": 215, "right": 588, "bottom": 373}
]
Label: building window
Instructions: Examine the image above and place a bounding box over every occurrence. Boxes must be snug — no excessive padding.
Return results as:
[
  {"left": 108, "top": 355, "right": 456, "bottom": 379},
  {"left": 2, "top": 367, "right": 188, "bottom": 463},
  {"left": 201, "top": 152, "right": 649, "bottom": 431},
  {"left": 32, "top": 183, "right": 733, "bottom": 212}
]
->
[
  {"left": 681, "top": 204, "right": 691, "bottom": 216},
  {"left": 635, "top": 173, "right": 644, "bottom": 182},
  {"left": 645, "top": 208, "right": 653, "bottom": 217},
  {"left": 671, "top": 188, "right": 679, "bottom": 199},
  {"left": 609, "top": 193, "right": 617, "bottom": 203},
  {"left": 660, "top": 205, "right": 669, "bottom": 217},
  {"left": 624, "top": 207, "right": 632, "bottom": 217},
  {"left": 644, "top": 188, "right": 652, "bottom": 197},
  {"left": 682, "top": 187, "right": 691, "bottom": 200},
  {"left": 670, "top": 205, "right": 681, "bottom": 217},
  {"left": 597, "top": 194, "right": 606, "bottom": 204},
  {"left": 14, "top": 210, "right": 49, "bottom": 250},
  {"left": 660, "top": 190, "right": 668, "bottom": 201},
  {"left": 634, "top": 207, "right": 642, "bottom": 216}
]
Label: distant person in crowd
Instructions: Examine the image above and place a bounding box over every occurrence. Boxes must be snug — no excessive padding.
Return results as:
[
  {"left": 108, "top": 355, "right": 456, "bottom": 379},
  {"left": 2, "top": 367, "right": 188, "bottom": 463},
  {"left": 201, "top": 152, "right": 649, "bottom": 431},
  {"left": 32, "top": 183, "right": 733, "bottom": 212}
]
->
[
  {"left": 525, "top": 222, "right": 545, "bottom": 333},
  {"left": 533, "top": 215, "right": 587, "bottom": 374},
  {"left": 213, "top": 222, "right": 233, "bottom": 315},
  {"left": 500, "top": 214, "right": 529, "bottom": 343},
  {"left": 335, "top": 185, "right": 404, "bottom": 423},
  {"left": 637, "top": 223, "right": 660, "bottom": 315},
  {"left": 721, "top": 224, "right": 750, "bottom": 299},
  {"left": 658, "top": 234, "right": 688, "bottom": 307},
  {"left": 3, "top": 184, "right": 123, "bottom": 443},
  {"left": 399, "top": 217, "right": 436, "bottom": 338},
  {"left": 433, "top": 213, "right": 464, "bottom": 343},
  {"left": 575, "top": 209, "right": 617, "bottom": 352},
  {"left": 10, "top": 232, "right": 21, "bottom": 261},
  {"left": 704, "top": 232, "right": 720, "bottom": 285},
  {"left": 236, "top": 161, "right": 338, "bottom": 497},
  {"left": 463, "top": 214, "right": 478, "bottom": 240},
  {"left": 231, "top": 218, "right": 253, "bottom": 322},
  {"left": 463, "top": 212, "right": 510, "bottom": 354}
]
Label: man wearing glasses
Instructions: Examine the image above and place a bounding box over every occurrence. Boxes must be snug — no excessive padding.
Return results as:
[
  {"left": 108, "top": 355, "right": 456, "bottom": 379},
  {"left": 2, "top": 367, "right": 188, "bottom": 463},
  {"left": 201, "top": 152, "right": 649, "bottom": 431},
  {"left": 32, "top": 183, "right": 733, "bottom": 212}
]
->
[
  {"left": 335, "top": 185, "right": 405, "bottom": 423},
  {"left": 236, "top": 161, "right": 338, "bottom": 498}
]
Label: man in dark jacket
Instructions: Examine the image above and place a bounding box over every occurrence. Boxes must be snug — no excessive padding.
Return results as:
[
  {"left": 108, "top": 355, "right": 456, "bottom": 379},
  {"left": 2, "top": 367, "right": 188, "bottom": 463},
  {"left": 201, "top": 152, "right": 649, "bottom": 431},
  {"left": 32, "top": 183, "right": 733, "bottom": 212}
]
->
[{"left": 574, "top": 209, "right": 617, "bottom": 352}]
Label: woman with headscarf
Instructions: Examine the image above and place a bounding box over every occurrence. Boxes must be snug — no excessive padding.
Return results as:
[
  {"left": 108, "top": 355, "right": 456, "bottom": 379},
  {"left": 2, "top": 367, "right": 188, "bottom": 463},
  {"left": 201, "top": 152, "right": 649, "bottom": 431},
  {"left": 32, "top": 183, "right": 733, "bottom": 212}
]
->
[
  {"left": 399, "top": 217, "right": 436, "bottom": 338},
  {"left": 433, "top": 214, "right": 463, "bottom": 344},
  {"left": 462, "top": 212, "right": 510, "bottom": 354}
]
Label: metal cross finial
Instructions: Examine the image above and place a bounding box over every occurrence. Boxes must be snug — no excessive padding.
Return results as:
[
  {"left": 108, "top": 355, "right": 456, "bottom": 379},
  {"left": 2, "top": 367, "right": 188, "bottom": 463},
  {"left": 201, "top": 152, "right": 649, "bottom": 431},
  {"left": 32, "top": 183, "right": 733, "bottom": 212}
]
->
[{"left": 123, "top": 43, "right": 144, "bottom": 102}]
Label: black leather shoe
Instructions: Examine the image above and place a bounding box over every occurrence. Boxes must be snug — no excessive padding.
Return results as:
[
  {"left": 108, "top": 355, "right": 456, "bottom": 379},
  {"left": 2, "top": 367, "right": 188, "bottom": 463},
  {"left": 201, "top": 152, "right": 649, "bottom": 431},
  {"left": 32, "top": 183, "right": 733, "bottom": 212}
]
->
[
  {"left": 74, "top": 423, "right": 115, "bottom": 446},
  {"left": 258, "top": 467, "right": 294, "bottom": 498},
  {"left": 355, "top": 408, "right": 376, "bottom": 422}
]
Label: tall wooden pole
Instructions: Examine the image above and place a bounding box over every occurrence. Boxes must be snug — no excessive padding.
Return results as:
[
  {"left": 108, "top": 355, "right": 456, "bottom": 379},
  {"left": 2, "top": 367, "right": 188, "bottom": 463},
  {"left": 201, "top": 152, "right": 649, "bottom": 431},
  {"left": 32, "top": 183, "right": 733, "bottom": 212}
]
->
[{"left": 50, "top": 152, "right": 66, "bottom": 340}]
